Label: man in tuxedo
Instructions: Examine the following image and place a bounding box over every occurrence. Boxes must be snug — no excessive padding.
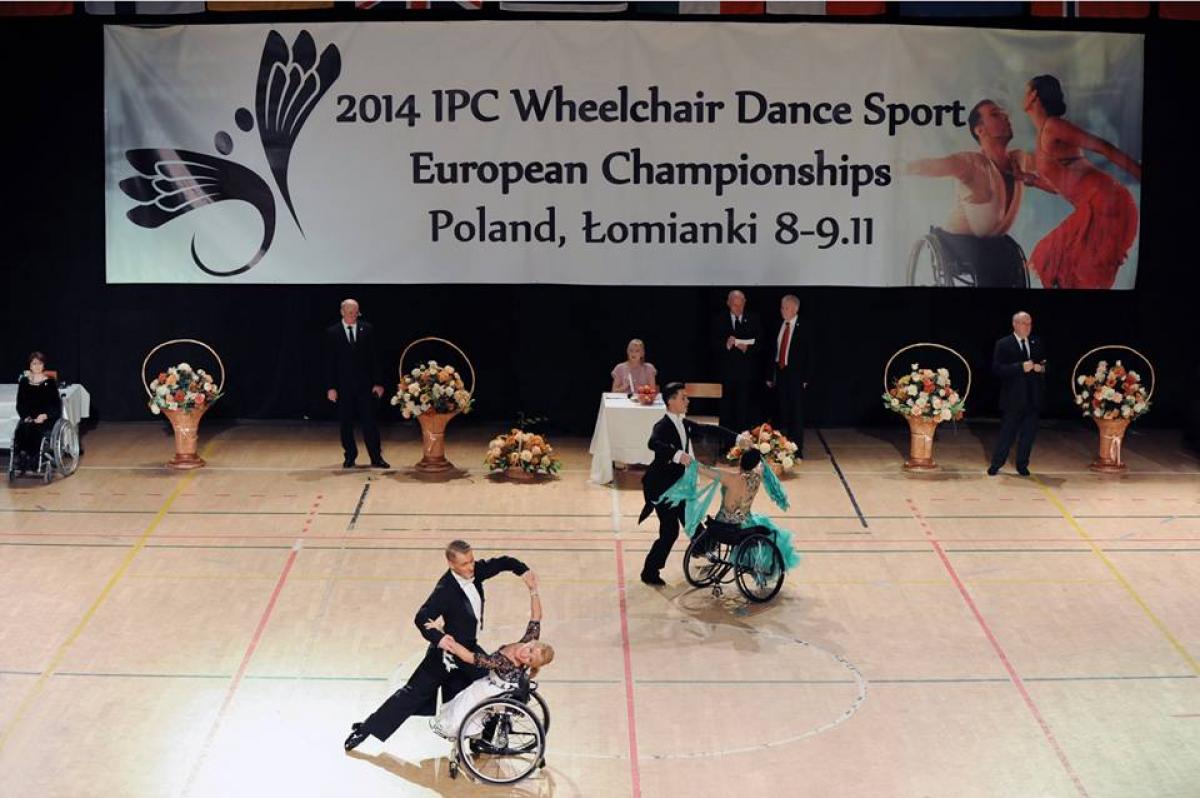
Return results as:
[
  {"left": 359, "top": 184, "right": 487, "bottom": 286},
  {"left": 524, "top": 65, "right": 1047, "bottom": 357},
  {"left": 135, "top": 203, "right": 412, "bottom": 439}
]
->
[
  {"left": 344, "top": 540, "right": 535, "bottom": 750},
  {"left": 989, "top": 311, "right": 1046, "bottom": 476},
  {"left": 766, "top": 294, "right": 813, "bottom": 458},
  {"left": 325, "top": 298, "right": 388, "bottom": 468},
  {"left": 713, "top": 290, "right": 762, "bottom": 432}
]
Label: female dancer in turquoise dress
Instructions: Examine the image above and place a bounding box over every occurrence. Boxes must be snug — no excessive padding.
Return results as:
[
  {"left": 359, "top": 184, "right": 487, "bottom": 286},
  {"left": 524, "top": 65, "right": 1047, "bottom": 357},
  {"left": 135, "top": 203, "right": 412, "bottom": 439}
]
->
[{"left": 658, "top": 447, "right": 801, "bottom": 572}]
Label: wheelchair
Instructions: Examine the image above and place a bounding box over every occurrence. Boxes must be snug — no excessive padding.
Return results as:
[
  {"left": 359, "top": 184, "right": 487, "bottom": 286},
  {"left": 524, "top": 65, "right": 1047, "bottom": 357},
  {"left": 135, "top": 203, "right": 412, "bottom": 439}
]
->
[
  {"left": 6, "top": 416, "right": 80, "bottom": 484},
  {"left": 448, "top": 674, "right": 550, "bottom": 785},
  {"left": 682, "top": 519, "right": 786, "bottom": 603},
  {"left": 907, "top": 227, "right": 1029, "bottom": 288}
]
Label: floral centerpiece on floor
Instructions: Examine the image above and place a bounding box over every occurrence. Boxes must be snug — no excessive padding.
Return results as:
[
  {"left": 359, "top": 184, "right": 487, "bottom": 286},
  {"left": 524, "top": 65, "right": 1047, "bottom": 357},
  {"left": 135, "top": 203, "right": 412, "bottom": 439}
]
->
[
  {"left": 485, "top": 429, "right": 563, "bottom": 476},
  {"left": 882, "top": 364, "right": 965, "bottom": 422},
  {"left": 391, "top": 361, "right": 473, "bottom": 419},
  {"left": 1074, "top": 360, "right": 1150, "bottom": 420},
  {"left": 147, "top": 363, "right": 221, "bottom": 414},
  {"left": 725, "top": 423, "right": 799, "bottom": 472}
]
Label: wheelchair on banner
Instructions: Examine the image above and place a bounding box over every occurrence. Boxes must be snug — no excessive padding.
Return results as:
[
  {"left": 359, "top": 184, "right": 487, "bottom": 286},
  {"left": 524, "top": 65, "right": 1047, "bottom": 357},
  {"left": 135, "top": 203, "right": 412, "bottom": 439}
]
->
[
  {"left": 907, "top": 226, "right": 1029, "bottom": 288},
  {"left": 447, "top": 674, "right": 550, "bottom": 785},
  {"left": 6, "top": 415, "right": 80, "bottom": 484},
  {"left": 683, "top": 518, "right": 786, "bottom": 603}
]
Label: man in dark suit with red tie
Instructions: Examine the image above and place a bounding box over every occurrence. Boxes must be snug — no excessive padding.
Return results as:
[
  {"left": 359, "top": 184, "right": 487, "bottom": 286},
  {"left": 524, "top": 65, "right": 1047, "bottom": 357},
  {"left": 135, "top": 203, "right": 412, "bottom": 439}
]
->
[
  {"left": 325, "top": 298, "right": 389, "bottom": 469},
  {"left": 989, "top": 311, "right": 1046, "bottom": 476},
  {"left": 767, "top": 294, "right": 813, "bottom": 459}
]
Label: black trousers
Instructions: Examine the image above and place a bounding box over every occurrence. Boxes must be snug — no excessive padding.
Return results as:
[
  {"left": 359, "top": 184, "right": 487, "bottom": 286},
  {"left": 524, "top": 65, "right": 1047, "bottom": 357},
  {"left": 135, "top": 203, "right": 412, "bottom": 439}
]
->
[
  {"left": 14, "top": 420, "right": 52, "bottom": 458},
  {"left": 337, "top": 389, "right": 382, "bottom": 463},
  {"left": 643, "top": 501, "right": 684, "bottom": 577},
  {"left": 991, "top": 405, "right": 1039, "bottom": 470},
  {"left": 362, "top": 646, "right": 485, "bottom": 741},
  {"left": 719, "top": 379, "right": 752, "bottom": 432},
  {"left": 774, "top": 373, "right": 806, "bottom": 455}
]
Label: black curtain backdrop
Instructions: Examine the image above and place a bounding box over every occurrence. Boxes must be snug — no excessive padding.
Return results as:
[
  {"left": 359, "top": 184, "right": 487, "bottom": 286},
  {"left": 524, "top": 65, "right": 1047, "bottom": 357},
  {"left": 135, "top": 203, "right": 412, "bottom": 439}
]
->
[{"left": 2, "top": 12, "right": 1198, "bottom": 437}]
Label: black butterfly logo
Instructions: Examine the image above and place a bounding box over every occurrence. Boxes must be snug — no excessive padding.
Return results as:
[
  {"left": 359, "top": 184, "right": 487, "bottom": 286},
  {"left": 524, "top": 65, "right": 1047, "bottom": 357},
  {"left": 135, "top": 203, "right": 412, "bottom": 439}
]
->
[{"left": 120, "top": 30, "right": 341, "bottom": 276}]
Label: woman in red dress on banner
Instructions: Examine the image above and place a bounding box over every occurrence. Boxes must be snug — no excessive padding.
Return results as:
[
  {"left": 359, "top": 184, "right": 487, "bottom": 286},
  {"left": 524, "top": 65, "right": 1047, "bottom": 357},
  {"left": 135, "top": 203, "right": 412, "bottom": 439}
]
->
[{"left": 1021, "top": 74, "right": 1142, "bottom": 289}]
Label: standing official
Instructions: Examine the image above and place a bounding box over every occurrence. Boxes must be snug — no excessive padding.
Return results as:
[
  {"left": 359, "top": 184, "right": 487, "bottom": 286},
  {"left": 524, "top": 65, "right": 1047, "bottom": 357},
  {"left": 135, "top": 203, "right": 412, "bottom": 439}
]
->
[
  {"left": 767, "top": 294, "right": 812, "bottom": 459},
  {"left": 989, "top": 311, "right": 1046, "bottom": 476},
  {"left": 325, "top": 298, "right": 389, "bottom": 468},
  {"left": 713, "top": 290, "right": 762, "bottom": 432}
]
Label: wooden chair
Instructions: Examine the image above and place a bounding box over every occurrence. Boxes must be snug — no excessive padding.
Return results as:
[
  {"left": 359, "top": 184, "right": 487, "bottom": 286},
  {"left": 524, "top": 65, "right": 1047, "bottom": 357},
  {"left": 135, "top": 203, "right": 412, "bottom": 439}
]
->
[{"left": 684, "top": 382, "right": 722, "bottom": 425}]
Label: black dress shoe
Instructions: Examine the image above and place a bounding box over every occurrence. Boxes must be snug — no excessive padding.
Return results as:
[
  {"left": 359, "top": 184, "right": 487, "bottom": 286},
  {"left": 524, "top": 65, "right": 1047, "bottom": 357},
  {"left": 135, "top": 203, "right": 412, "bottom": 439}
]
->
[
  {"left": 344, "top": 722, "right": 369, "bottom": 751},
  {"left": 986, "top": 466, "right": 999, "bottom": 476},
  {"left": 640, "top": 572, "right": 666, "bottom": 586},
  {"left": 1017, "top": 467, "right": 1031, "bottom": 476},
  {"left": 370, "top": 459, "right": 391, "bottom": 469},
  {"left": 342, "top": 460, "right": 356, "bottom": 469}
]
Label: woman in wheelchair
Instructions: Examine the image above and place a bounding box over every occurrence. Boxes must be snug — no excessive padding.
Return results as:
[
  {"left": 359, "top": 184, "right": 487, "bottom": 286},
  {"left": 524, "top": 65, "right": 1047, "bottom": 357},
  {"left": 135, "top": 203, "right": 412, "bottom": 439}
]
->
[
  {"left": 13, "top": 352, "right": 59, "bottom": 472},
  {"left": 429, "top": 572, "right": 555, "bottom": 740}
]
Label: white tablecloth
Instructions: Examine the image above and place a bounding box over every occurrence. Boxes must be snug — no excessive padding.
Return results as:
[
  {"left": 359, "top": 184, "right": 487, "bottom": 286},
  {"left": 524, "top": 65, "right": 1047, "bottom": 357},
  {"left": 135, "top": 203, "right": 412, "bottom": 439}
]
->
[
  {"left": 588, "top": 392, "right": 666, "bottom": 484},
  {"left": 0, "top": 383, "right": 91, "bottom": 447}
]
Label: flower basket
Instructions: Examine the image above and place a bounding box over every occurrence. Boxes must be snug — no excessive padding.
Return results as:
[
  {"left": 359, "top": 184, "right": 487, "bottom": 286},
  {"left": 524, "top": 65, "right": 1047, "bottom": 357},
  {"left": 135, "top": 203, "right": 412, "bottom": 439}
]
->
[
  {"left": 394, "top": 337, "right": 475, "bottom": 474},
  {"left": 882, "top": 344, "right": 970, "bottom": 471},
  {"left": 142, "top": 339, "right": 225, "bottom": 470},
  {"left": 1072, "top": 346, "right": 1155, "bottom": 473},
  {"left": 486, "top": 429, "right": 562, "bottom": 481},
  {"left": 725, "top": 423, "right": 799, "bottom": 474}
]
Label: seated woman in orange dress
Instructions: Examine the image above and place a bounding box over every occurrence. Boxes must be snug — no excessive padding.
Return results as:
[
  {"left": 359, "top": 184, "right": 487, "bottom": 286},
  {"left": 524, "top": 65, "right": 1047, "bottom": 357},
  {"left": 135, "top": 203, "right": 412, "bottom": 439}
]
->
[{"left": 1021, "top": 74, "right": 1142, "bottom": 289}]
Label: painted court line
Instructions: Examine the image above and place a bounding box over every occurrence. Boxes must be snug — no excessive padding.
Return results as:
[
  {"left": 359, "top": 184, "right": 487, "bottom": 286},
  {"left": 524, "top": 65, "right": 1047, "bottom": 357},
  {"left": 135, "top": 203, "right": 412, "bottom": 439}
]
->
[
  {"left": 0, "top": 468, "right": 201, "bottom": 755},
  {"left": 613, "top": 539, "right": 643, "bottom": 798},
  {"left": 816, "top": 429, "right": 869, "bottom": 528},
  {"left": 907, "top": 498, "right": 1089, "bottom": 798},
  {"left": 1032, "top": 476, "right": 1200, "bottom": 675},
  {"left": 182, "top": 540, "right": 302, "bottom": 796}
]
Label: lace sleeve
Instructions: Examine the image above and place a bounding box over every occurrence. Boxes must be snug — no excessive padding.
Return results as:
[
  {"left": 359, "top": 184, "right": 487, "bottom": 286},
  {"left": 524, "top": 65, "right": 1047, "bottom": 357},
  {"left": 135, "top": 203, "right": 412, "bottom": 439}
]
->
[
  {"left": 520, "top": 620, "right": 541, "bottom": 643},
  {"left": 473, "top": 651, "right": 511, "bottom": 671}
]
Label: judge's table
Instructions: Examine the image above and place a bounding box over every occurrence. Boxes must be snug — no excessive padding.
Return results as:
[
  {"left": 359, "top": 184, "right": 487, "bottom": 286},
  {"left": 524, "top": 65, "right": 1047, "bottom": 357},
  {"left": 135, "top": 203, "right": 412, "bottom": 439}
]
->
[{"left": 588, "top": 391, "right": 665, "bottom": 484}]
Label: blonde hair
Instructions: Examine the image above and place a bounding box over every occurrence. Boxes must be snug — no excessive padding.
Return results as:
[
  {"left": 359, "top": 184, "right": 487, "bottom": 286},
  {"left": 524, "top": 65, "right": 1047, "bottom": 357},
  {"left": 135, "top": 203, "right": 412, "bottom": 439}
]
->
[{"left": 527, "top": 641, "right": 555, "bottom": 678}]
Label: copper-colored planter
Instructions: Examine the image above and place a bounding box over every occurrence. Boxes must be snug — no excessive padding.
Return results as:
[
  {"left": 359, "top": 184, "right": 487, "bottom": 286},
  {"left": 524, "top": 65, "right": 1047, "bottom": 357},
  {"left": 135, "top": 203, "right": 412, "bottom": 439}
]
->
[
  {"left": 415, "top": 411, "right": 459, "bottom": 473},
  {"left": 1091, "top": 416, "right": 1130, "bottom": 473},
  {"left": 162, "top": 407, "right": 209, "bottom": 470},
  {"left": 904, "top": 415, "right": 940, "bottom": 470}
]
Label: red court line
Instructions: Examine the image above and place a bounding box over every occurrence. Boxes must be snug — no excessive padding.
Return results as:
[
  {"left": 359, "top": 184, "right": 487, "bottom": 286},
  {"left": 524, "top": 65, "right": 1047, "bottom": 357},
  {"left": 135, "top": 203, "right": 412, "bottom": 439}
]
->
[
  {"left": 906, "top": 499, "right": 1089, "bottom": 798},
  {"left": 183, "top": 543, "right": 300, "bottom": 794},
  {"left": 613, "top": 540, "right": 643, "bottom": 798}
]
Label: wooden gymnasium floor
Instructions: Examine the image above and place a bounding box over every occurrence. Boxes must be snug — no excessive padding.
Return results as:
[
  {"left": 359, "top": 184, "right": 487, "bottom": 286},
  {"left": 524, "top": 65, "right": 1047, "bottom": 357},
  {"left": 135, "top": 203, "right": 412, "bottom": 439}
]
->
[{"left": 1, "top": 421, "right": 1198, "bottom": 798}]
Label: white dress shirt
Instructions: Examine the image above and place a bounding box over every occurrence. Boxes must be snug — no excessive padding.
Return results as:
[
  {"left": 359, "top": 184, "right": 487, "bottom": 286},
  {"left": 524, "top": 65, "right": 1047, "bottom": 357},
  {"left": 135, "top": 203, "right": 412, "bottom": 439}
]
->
[
  {"left": 666, "top": 411, "right": 693, "bottom": 464},
  {"left": 776, "top": 317, "right": 797, "bottom": 366},
  {"left": 730, "top": 313, "right": 755, "bottom": 346},
  {"left": 1014, "top": 333, "right": 1030, "bottom": 359},
  {"left": 452, "top": 572, "right": 483, "bottom": 637},
  {"left": 345, "top": 324, "right": 357, "bottom": 344}
]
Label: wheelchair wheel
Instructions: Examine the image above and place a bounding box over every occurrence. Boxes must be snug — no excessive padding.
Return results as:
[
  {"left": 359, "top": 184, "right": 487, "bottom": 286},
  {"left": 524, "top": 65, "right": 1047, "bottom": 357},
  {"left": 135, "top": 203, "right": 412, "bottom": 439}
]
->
[
  {"left": 733, "top": 533, "right": 785, "bottom": 603},
  {"left": 908, "top": 231, "right": 976, "bottom": 287},
  {"left": 683, "top": 534, "right": 724, "bottom": 588},
  {"left": 39, "top": 436, "right": 54, "bottom": 484},
  {"left": 459, "top": 697, "right": 546, "bottom": 785},
  {"left": 51, "top": 420, "right": 80, "bottom": 477}
]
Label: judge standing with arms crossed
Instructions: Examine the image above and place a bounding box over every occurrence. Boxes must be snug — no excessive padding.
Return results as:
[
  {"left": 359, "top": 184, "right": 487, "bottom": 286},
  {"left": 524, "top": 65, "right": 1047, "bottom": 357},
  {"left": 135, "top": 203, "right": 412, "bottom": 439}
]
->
[
  {"left": 989, "top": 311, "right": 1046, "bottom": 476},
  {"left": 325, "top": 298, "right": 389, "bottom": 468}
]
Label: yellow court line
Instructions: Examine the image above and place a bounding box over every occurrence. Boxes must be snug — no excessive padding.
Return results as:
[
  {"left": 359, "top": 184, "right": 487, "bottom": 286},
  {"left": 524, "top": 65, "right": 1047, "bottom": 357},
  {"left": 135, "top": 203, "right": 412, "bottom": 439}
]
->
[
  {"left": 0, "top": 444, "right": 216, "bottom": 755},
  {"left": 1033, "top": 475, "right": 1200, "bottom": 675}
]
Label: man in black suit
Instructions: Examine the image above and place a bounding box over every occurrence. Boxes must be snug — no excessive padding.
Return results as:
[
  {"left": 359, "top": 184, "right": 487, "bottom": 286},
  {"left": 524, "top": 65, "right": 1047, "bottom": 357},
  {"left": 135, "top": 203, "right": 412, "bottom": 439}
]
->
[
  {"left": 713, "top": 290, "right": 763, "bottom": 432},
  {"left": 325, "top": 298, "right": 388, "bottom": 468},
  {"left": 638, "top": 383, "right": 737, "bottom": 586},
  {"left": 989, "top": 311, "right": 1046, "bottom": 476},
  {"left": 766, "top": 294, "right": 813, "bottom": 458},
  {"left": 344, "top": 540, "right": 535, "bottom": 750}
]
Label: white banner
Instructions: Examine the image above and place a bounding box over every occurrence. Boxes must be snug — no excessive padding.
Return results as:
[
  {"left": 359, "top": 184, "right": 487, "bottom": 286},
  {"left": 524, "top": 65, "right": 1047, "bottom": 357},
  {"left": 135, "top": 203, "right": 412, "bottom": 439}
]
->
[{"left": 104, "top": 21, "right": 1143, "bottom": 287}]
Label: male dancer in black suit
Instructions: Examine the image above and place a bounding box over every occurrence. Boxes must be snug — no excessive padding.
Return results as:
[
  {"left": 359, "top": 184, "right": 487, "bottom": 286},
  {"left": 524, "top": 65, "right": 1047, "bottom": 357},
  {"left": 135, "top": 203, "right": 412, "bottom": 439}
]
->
[
  {"left": 713, "top": 290, "right": 763, "bottom": 432},
  {"left": 325, "top": 298, "right": 388, "bottom": 468},
  {"left": 989, "top": 311, "right": 1046, "bottom": 476},
  {"left": 344, "top": 540, "right": 535, "bottom": 750},
  {"left": 638, "top": 382, "right": 736, "bottom": 586},
  {"left": 766, "top": 294, "right": 814, "bottom": 458}
]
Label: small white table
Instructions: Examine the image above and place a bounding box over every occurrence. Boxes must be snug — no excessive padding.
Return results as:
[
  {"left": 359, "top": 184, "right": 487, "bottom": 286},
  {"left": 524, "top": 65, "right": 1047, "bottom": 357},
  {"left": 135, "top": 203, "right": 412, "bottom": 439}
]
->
[
  {"left": 588, "top": 392, "right": 666, "bottom": 484},
  {"left": 0, "top": 383, "right": 91, "bottom": 447}
]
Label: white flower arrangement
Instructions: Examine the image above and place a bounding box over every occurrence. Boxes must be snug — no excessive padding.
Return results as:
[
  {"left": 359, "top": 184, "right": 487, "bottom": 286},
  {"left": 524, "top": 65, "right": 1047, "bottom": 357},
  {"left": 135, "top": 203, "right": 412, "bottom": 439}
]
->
[
  {"left": 390, "top": 360, "right": 473, "bottom": 418},
  {"left": 882, "top": 364, "right": 965, "bottom": 422},
  {"left": 147, "top": 364, "right": 220, "bottom": 414}
]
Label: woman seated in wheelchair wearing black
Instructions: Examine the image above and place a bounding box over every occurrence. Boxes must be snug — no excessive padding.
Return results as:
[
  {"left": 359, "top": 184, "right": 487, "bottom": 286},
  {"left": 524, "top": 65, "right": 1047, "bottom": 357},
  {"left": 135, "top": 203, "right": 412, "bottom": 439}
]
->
[
  {"left": 13, "top": 351, "right": 59, "bottom": 471},
  {"left": 663, "top": 448, "right": 801, "bottom": 571}
]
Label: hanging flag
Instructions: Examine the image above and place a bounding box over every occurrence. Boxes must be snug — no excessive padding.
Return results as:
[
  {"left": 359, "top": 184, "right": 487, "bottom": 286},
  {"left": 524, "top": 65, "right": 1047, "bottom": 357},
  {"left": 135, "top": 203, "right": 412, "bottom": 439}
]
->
[
  {"left": 899, "top": 2, "right": 1022, "bottom": 16},
  {"left": 85, "top": 1, "right": 204, "bottom": 13},
  {"left": 765, "top": 2, "right": 885, "bottom": 15},
  {"left": 1158, "top": 2, "right": 1200, "bottom": 19},
  {"left": 1030, "top": 2, "right": 1150, "bottom": 18},
  {"left": 500, "top": 2, "right": 628, "bottom": 12},
  {"left": 0, "top": 2, "right": 74, "bottom": 14}
]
